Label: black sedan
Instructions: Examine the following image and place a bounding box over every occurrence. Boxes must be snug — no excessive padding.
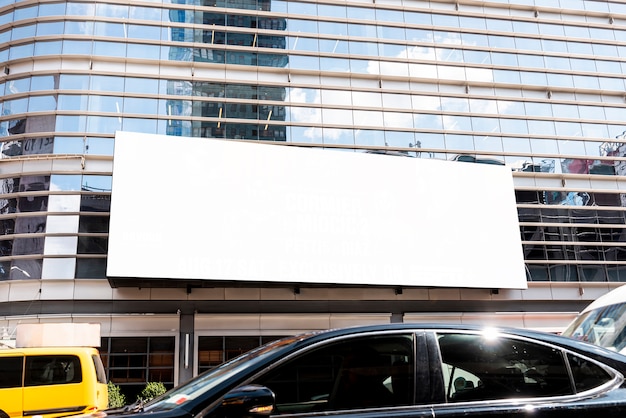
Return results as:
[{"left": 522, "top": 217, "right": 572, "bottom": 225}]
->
[{"left": 98, "top": 323, "right": 626, "bottom": 418}]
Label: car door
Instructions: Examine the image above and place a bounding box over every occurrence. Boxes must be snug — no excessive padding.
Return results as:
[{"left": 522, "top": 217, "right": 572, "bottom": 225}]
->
[
  {"left": 248, "top": 331, "right": 436, "bottom": 418},
  {"left": 427, "top": 331, "right": 626, "bottom": 418}
]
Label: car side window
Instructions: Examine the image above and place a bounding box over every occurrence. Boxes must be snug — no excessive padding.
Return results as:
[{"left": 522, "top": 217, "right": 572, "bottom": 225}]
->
[
  {"left": 567, "top": 353, "right": 613, "bottom": 392},
  {"left": 0, "top": 356, "right": 23, "bottom": 388},
  {"left": 252, "top": 334, "right": 415, "bottom": 413},
  {"left": 24, "top": 355, "right": 82, "bottom": 386},
  {"left": 437, "top": 333, "right": 572, "bottom": 402}
]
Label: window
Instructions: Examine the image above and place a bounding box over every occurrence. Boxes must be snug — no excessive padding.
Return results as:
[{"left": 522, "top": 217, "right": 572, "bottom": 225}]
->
[
  {"left": 438, "top": 333, "right": 572, "bottom": 402},
  {"left": 0, "top": 356, "right": 23, "bottom": 388},
  {"left": 252, "top": 334, "right": 414, "bottom": 413},
  {"left": 24, "top": 355, "right": 82, "bottom": 386}
]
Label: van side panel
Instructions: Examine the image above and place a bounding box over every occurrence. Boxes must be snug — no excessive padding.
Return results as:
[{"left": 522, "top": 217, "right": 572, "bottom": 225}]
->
[{"left": 0, "top": 355, "right": 24, "bottom": 418}]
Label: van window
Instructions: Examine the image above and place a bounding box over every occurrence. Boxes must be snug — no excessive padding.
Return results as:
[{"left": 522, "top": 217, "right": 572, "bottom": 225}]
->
[
  {"left": 0, "top": 356, "right": 23, "bottom": 388},
  {"left": 24, "top": 355, "right": 82, "bottom": 386},
  {"left": 92, "top": 354, "right": 107, "bottom": 384}
]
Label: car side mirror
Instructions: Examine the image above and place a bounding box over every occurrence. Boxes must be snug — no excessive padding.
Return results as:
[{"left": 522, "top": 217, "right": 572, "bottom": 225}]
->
[{"left": 221, "top": 385, "right": 275, "bottom": 418}]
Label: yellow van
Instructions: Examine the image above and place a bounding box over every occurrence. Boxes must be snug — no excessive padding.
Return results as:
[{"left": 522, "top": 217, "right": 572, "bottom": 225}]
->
[{"left": 0, "top": 346, "right": 108, "bottom": 418}]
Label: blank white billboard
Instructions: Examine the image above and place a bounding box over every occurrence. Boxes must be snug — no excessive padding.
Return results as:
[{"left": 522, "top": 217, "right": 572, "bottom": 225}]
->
[{"left": 107, "top": 131, "right": 527, "bottom": 289}]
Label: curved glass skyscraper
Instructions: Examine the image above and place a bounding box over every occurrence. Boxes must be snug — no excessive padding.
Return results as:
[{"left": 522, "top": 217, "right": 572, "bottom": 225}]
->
[{"left": 2, "top": 0, "right": 626, "bottom": 394}]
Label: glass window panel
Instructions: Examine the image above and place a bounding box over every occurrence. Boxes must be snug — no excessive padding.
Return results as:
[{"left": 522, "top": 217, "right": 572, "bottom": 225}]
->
[
  {"left": 122, "top": 118, "right": 157, "bottom": 134},
  {"left": 489, "top": 35, "right": 515, "bottom": 49},
  {"left": 87, "top": 115, "right": 122, "bottom": 134},
  {"left": 463, "top": 50, "right": 490, "bottom": 65},
  {"left": 318, "top": 4, "right": 346, "bottom": 18},
  {"left": 12, "top": 24, "right": 35, "bottom": 39},
  {"left": 130, "top": 5, "right": 162, "bottom": 20},
  {"left": 9, "top": 43, "right": 34, "bottom": 60},
  {"left": 580, "top": 123, "right": 608, "bottom": 139},
  {"left": 93, "top": 40, "right": 126, "bottom": 57},
  {"left": 64, "top": 20, "right": 94, "bottom": 35},
  {"left": 513, "top": 20, "right": 538, "bottom": 35},
  {"left": 491, "top": 52, "right": 517, "bottom": 67},
  {"left": 552, "top": 104, "right": 579, "bottom": 119},
  {"left": 527, "top": 120, "right": 556, "bottom": 136},
  {"left": 77, "top": 236, "right": 108, "bottom": 254},
  {"left": 82, "top": 175, "right": 112, "bottom": 193},
  {"left": 525, "top": 102, "right": 552, "bottom": 117},
  {"left": 605, "top": 107, "right": 626, "bottom": 121},
  {"left": 123, "top": 97, "right": 158, "bottom": 114},
  {"left": 443, "top": 115, "right": 471, "bottom": 131},
  {"left": 96, "top": 3, "right": 128, "bottom": 18},
  {"left": 555, "top": 121, "right": 582, "bottom": 137},
  {"left": 431, "top": 13, "right": 457, "bottom": 27},
  {"left": 322, "top": 128, "right": 354, "bottom": 145},
  {"left": 14, "top": 6, "right": 37, "bottom": 20},
  {"left": 287, "top": 19, "right": 317, "bottom": 33},
  {"left": 493, "top": 70, "right": 520, "bottom": 84},
  {"left": 383, "top": 112, "right": 413, "bottom": 129},
  {"left": 347, "top": 6, "right": 376, "bottom": 20},
  {"left": 459, "top": 16, "right": 485, "bottom": 30},
  {"left": 46, "top": 215, "right": 79, "bottom": 233},
  {"left": 469, "top": 98, "right": 496, "bottom": 114},
  {"left": 445, "top": 134, "right": 474, "bottom": 151},
  {"left": 31, "top": 76, "right": 54, "bottom": 91},
  {"left": 85, "top": 137, "right": 114, "bottom": 156},
  {"left": 44, "top": 236, "right": 78, "bottom": 255},
  {"left": 376, "top": 9, "right": 404, "bottom": 23},
  {"left": 436, "top": 48, "right": 463, "bottom": 62},
  {"left": 546, "top": 73, "right": 573, "bottom": 88},
  {"left": 414, "top": 114, "right": 443, "bottom": 130},
  {"left": 598, "top": 76, "right": 625, "bottom": 91},
  {"left": 62, "top": 40, "right": 92, "bottom": 54},
  {"left": 473, "top": 135, "right": 503, "bottom": 152},
  {"left": 34, "top": 40, "right": 62, "bottom": 56},
  {"left": 589, "top": 27, "right": 615, "bottom": 41},
  {"left": 88, "top": 95, "right": 120, "bottom": 113},
  {"left": 75, "top": 256, "right": 107, "bottom": 278},
  {"left": 128, "top": 24, "right": 160, "bottom": 40},
  {"left": 67, "top": 3, "right": 95, "bottom": 16},
  {"left": 5, "top": 78, "right": 29, "bottom": 94},
  {"left": 385, "top": 131, "right": 416, "bottom": 148},
  {"left": 539, "top": 23, "right": 565, "bottom": 36},
  {"left": 3, "top": 98, "right": 28, "bottom": 115},
  {"left": 55, "top": 115, "right": 87, "bottom": 132},
  {"left": 531, "top": 138, "right": 559, "bottom": 154},
  {"left": 352, "top": 91, "right": 381, "bottom": 107},
  {"left": 91, "top": 75, "right": 125, "bottom": 93},
  {"left": 36, "top": 21, "right": 64, "bottom": 36},
  {"left": 42, "top": 258, "right": 76, "bottom": 279},
  {"left": 460, "top": 33, "right": 487, "bottom": 48},
  {"left": 497, "top": 100, "right": 525, "bottom": 116},
  {"left": 289, "top": 55, "right": 319, "bottom": 70},
  {"left": 352, "top": 110, "right": 384, "bottom": 126},
  {"left": 58, "top": 95, "right": 89, "bottom": 111},
  {"left": 349, "top": 40, "right": 378, "bottom": 56},
  {"left": 558, "top": 139, "right": 586, "bottom": 156},
  {"left": 348, "top": 23, "right": 376, "bottom": 38},
  {"left": 471, "top": 117, "right": 500, "bottom": 133},
  {"left": 319, "top": 21, "right": 347, "bottom": 37},
  {"left": 319, "top": 57, "right": 349, "bottom": 72},
  {"left": 28, "top": 96, "right": 56, "bottom": 112},
  {"left": 350, "top": 58, "right": 378, "bottom": 74},
  {"left": 354, "top": 129, "right": 384, "bottom": 146},
  {"left": 440, "top": 97, "right": 469, "bottom": 112},
  {"left": 499, "top": 118, "right": 528, "bottom": 135},
  {"left": 53, "top": 137, "right": 83, "bottom": 154},
  {"left": 544, "top": 56, "right": 570, "bottom": 70},
  {"left": 573, "top": 75, "right": 600, "bottom": 90},
  {"left": 50, "top": 174, "right": 81, "bottom": 191},
  {"left": 542, "top": 39, "right": 568, "bottom": 53},
  {"left": 322, "top": 108, "right": 352, "bottom": 125},
  {"left": 94, "top": 21, "right": 126, "bottom": 37},
  {"left": 503, "top": 136, "right": 531, "bottom": 153},
  {"left": 378, "top": 25, "right": 405, "bottom": 41}
]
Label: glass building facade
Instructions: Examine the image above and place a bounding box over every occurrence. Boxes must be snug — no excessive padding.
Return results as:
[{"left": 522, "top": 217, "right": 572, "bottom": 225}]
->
[{"left": 2, "top": 0, "right": 626, "bottom": 391}]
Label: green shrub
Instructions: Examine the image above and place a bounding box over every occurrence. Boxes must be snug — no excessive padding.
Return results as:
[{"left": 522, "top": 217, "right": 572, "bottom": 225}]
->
[
  {"left": 107, "top": 382, "right": 126, "bottom": 408},
  {"left": 139, "top": 382, "right": 167, "bottom": 402}
]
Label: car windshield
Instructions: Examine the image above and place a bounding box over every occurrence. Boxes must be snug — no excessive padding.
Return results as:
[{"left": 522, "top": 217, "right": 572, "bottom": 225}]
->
[{"left": 142, "top": 334, "right": 309, "bottom": 412}]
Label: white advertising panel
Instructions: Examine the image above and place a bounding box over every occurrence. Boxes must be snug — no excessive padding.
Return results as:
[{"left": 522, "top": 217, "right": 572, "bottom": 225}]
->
[{"left": 107, "top": 132, "right": 527, "bottom": 289}]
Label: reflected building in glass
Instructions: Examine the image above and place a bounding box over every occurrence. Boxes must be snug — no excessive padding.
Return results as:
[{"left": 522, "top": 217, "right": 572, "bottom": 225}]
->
[{"left": 1, "top": 0, "right": 626, "bottom": 390}]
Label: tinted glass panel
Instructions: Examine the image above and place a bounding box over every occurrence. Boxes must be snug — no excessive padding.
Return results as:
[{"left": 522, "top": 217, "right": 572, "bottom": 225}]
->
[
  {"left": 253, "top": 334, "right": 414, "bottom": 413},
  {"left": 438, "top": 333, "right": 572, "bottom": 402},
  {"left": 24, "top": 355, "right": 82, "bottom": 386},
  {"left": 567, "top": 353, "right": 612, "bottom": 392},
  {"left": 0, "top": 356, "right": 23, "bottom": 388}
]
